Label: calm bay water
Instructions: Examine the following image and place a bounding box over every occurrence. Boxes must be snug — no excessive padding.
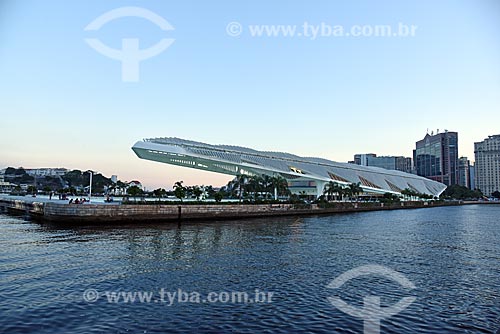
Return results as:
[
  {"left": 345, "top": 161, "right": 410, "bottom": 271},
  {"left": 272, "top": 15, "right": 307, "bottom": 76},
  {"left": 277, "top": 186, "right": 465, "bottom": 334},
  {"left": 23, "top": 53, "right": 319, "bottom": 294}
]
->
[{"left": 0, "top": 205, "right": 499, "bottom": 333}]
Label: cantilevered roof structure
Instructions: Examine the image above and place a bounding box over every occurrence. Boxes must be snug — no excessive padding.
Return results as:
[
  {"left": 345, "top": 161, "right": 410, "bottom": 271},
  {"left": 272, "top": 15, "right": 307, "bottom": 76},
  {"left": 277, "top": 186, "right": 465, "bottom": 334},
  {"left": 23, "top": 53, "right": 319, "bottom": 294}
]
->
[{"left": 132, "top": 137, "right": 447, "bottom": 197}]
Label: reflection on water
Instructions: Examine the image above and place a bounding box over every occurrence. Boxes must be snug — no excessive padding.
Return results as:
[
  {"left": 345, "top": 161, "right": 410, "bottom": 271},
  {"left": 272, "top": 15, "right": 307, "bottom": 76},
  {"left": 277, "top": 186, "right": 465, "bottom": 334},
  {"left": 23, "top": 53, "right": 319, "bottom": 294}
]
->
[{"left": 0, "top": 206, "right": 499, "bottom": 333}]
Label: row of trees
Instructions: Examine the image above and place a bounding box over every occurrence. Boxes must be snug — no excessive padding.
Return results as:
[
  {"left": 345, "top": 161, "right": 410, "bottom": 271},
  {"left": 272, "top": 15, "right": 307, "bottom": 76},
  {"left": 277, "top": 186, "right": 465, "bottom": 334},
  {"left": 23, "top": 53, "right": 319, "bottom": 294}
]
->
[
  {"left": 323, "top": 181, "right": 363, "bottom": 201},
  {"left": 139, "top": 182, "right": 223, "bottom": 202},
  {"left": 24, "top": 171, "right": 492, "bottom": 203},
  {"left": 101, "top": 181, "right": 500, "bottom": 202},
  {"left": 401, "top": 188, "right": 435, "bottom": 200},
  {"left": 440, "top": 185, "right": 484, "bottom": 200},
  {"left": 225, "top": 174, "right": 290, "bottom": 202},
  {"left": 18, "top": 174, "right": 492, "bottom": 203},
  {"left": 323, "top": 182, "right": 445, "bottom": 202},
  {"left": 123, "top": 175, "right": 290, "bottom": 203}
]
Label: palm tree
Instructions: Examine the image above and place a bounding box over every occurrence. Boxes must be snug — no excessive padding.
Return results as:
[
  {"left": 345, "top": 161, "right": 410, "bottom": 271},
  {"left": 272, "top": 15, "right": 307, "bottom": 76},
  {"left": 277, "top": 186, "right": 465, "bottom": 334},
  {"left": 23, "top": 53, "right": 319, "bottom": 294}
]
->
[
  {"left": 402, "top": 188, "right": 419, "bottom": 201},
  {"left": 324, "top": 182, "right": 345, "bottom": 201},
  {"left": 324, "top": 181, "right": 340, "bottom": 201},
  {"left": 192, "top": 185, "right": 203, "bottom": 201},
  {"left": 247, "top": 175, "right": 263, "bottom": 201},
  {"left": 261, "top": 174, "right": 273, "bottom": 199},
  {"left": 214, "top": 191, "right": 224, "bottom": 203},
  {"left": 153, "top": 188, "right": 167, "bottom": 201},
  {"left": 323, "top": 181, "right": 334, "bottom": 201},
  {"left": 127, "top": 185, "right": 143, "bottom": 202},
  {"left": 299, "top": 191, "right": 308, "bottom": 200},
  {"left": 27, "top": 185, "right": 37, "bottom": 196},
  {"left": 205, "top": 185, "right": 215, "bottom": 198},
  {"left": 334, "top": 183, "right": 345, "bottom": 201},
  {"left": 173, "top": 181, "right": 187, "bottom": 202},
  {"left": 348, "top": 182, "right": 363, "bottom": 201},
  {"left": 116, "top": 181, "right": 127, "bottom": 195},
  {"left": 234, "top": 174, "right": 247, "bottom": 202},
  {"left": 271, "top": 175, "right": 289, "bottom": 200}
]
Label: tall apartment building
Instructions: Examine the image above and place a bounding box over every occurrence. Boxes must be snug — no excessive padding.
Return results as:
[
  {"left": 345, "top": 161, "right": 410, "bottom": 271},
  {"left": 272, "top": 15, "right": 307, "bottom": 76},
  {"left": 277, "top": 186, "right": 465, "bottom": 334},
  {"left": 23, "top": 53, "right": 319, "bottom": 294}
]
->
[
  {"left": 414, "top": 131, "right": 459, "bottom": 186},
  {"left": 469, "top": 164, "right": 476, "bottom": 190},
  {"left": 474, "top": 135, "right": 500, "bottom": 196},
  {"left": 458, "top": 157, "right": 471, "bottom": 189}
]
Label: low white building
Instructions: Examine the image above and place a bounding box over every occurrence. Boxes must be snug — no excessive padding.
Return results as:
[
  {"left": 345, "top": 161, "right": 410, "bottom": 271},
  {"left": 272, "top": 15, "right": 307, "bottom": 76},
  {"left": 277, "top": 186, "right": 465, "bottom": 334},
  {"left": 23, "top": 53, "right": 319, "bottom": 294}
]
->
[
  {"left": 25, "top": 168, "right": 69, "bottom": 177},
  {"left": 0, "top": 181, "right": 16, "bottom": 193},
  {"left": 127, "top": 181, "right": 143, "bottom": 189}
]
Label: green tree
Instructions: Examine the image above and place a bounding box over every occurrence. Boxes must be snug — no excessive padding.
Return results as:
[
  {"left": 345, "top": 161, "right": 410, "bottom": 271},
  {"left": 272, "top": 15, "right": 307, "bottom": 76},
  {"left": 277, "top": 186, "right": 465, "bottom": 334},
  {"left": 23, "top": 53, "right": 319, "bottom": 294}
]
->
[
  {"left": 441, "top": 184, "right": 483, "bottom": 200},
  {"left": 234, "top": 174, "right": 247, "bottom": 202},
  {"left": 261, "top": 175, "right": 273, "bottom": 199},
  {"left": 491, "top": 191, "right": 500, "bottom": 199},
  {"left": 205, "top": 185, "right": 216, "bottom": 198},
  {"left": 12, "top": 185, "right": 22, "bottom": 195},
  {"left": 173, "top": 181, "right": 187, "bottom": 201},
  {"left": 67, "top": 187, "right": 77, "bottom": 196},
  {"left": 323, "top": 181, "right": 344, "bottom": 201},
  {"left": 152, "top": 188, "right": 167, "bottom": 201},
  {"left": 246, "top": 175, "right": 263, "bottom": 201},
  {"left": 192, "top": 185, "right": 203, "bottom": 200},
  {"left": 381, "top": 192, "right": 400, "bottom": 203},
  {"left": 116, "top": 181, "right": 127, "bottom": 195},
  {"left": 401, "top": 188, "right": 416, "bottom": 200},
  {"left": 214, "top": 191, "right": 224, "bottom": 203},
  {"left": 348, "top": 183, "right": 363, "bottom": 201},
  {"left": 127, "top": 185, "right": 143, "bottom": 201},
  {"left": 27, "top": 185, "right": 37, "bottom": 195},
  {"left": 271, "top": 175, "right": 289, "bottom": 200}
]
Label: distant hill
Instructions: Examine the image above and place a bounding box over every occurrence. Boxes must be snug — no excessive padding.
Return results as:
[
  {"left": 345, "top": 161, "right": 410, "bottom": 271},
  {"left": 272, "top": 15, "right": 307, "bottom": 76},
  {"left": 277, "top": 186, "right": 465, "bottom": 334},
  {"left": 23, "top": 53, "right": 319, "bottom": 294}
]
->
[
  {"left": 62, "top": 170, "right": 113, "bottom": 193},
  {"left": 2, "top": 167, "right": 122, "bottom": 194},
  {"left": 4, "top": 167, "right": 34, "bottom": 183}
]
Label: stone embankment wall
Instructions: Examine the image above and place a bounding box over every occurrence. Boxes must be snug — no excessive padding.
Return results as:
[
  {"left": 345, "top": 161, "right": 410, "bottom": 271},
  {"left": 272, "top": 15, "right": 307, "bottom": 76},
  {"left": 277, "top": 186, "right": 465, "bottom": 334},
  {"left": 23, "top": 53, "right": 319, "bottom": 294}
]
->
[
  {"left": 0, "top": 198, "right": 44, "bottom": 216},
  {"left": 0, "top": 197, "right": 463, "bottom": 223},
  {"left": 42, "top": 203, "right": 315, "bottom": 222}
]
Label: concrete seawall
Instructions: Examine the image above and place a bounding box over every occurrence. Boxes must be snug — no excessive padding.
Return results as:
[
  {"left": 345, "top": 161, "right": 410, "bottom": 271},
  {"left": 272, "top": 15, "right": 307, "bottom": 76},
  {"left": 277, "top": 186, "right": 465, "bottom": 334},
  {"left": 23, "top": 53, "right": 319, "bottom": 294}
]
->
[
  {"left": 0, "top": 196, "right": 467, "bottom": 223},
  {"left": 0, "top": 198, "right": 45, "bottom": 217}
]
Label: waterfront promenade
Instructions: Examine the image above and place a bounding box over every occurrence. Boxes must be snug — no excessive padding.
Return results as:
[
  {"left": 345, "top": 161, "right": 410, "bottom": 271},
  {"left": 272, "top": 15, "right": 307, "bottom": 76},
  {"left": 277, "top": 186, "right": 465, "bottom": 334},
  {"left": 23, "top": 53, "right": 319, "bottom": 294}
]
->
[{"left": 0, "top": 194, "right": 473, "bottom": 224}]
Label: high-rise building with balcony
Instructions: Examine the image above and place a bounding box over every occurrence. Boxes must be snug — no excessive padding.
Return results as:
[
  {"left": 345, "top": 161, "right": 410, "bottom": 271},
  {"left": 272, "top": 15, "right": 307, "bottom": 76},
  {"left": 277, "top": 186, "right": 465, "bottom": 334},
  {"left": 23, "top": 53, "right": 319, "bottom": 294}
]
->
[{"left": 474, "top": 135, "right": 500, "bottom": 196}]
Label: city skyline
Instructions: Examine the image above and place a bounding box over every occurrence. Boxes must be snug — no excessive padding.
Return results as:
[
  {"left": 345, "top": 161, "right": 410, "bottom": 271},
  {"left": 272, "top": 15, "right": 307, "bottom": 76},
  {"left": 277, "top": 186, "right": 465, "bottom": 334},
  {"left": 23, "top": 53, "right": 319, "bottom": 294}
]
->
[
  {"left": 1, "top": 1, "right": 500, "bottom": 190},
  {"left": 1, "top": 131, "right": 496, "bottom": 191}
]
